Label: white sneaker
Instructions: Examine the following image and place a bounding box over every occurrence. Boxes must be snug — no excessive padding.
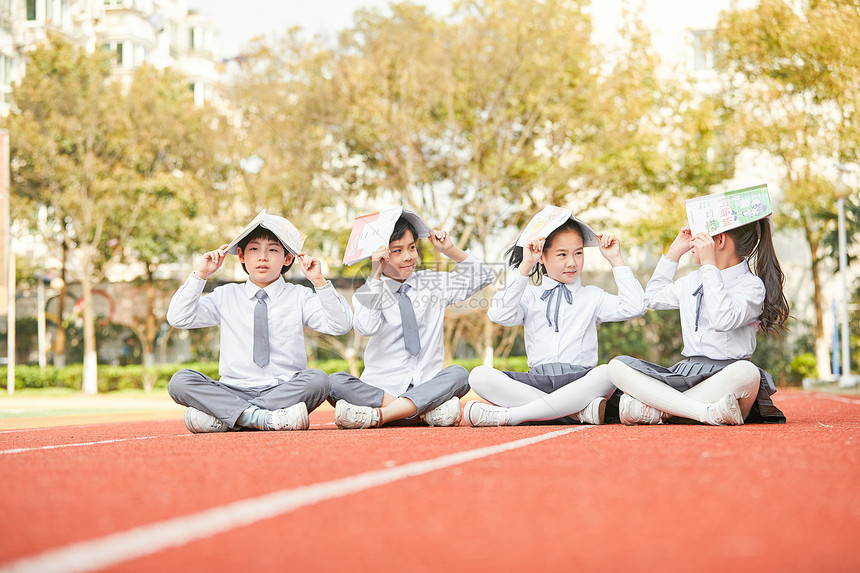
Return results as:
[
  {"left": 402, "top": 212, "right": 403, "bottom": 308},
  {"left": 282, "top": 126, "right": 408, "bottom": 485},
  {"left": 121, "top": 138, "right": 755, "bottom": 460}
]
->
[
  {"left": 576, "top": 397, "right": 606, "bottom": 425},
  {"left": 334, "top": 400, "right": 380, "bottom": 429},
  {"left": 619, "top": 394, "right": 662, "bottom": 425},
  {"left": 421, "top": 396, "right": 463, "bottom": 427},
  {"left": 463, "top": 401, "right": 510, "bottom": 427},
  {"left": 184, "top": 407, "right": 229, "bottom": 434},
  {"left": 706, "top": 393, "right": 744, "bottom": 426},
  {"left": 266, "top": 402, "right": 309, "bottom": 431}
]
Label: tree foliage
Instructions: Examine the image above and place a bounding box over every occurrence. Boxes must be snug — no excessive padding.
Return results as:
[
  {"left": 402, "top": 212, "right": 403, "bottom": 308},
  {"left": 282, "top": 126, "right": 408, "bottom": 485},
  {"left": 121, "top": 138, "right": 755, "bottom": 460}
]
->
[
  {"left": 3, "top": 36, "right": 222, "bottom": 391},
  {"left": 715, "top": 0, "right": 860, "bottom": 377}
]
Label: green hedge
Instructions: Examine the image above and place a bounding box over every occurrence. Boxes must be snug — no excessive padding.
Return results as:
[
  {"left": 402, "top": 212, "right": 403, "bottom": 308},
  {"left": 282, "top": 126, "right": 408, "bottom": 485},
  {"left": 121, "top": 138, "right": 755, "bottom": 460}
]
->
[{"left": 0, "top": 356, "right": 532, "bottom": 392}]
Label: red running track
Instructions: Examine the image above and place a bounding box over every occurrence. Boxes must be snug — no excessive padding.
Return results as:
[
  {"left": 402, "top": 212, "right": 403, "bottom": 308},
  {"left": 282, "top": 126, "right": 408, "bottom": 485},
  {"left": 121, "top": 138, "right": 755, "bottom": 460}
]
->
[{"left": 0, "top": 389, "right": 858, "bottom": 573}]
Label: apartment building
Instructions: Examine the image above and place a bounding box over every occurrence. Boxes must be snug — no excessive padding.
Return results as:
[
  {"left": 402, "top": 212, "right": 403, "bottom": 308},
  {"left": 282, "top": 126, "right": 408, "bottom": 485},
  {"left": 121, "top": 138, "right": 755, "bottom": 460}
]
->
[{"left": 0, "top": 0, "right": 220, "bottom": 114}]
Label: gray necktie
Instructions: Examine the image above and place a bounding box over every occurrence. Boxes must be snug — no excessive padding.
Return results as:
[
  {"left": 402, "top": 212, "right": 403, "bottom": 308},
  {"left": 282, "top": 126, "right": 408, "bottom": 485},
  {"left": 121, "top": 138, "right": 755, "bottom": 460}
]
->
[
  {"left": 253, "top": 290, "right": 269, "bottom": 367},
  {"left": 540, "top": 283, "right": 573, "bottom": 332},
  {"left": 693, "top": 284, "right": 703, "bottom": 331},
  {"left": 397, "top": 284, "right": 421, "bottom": 356}
]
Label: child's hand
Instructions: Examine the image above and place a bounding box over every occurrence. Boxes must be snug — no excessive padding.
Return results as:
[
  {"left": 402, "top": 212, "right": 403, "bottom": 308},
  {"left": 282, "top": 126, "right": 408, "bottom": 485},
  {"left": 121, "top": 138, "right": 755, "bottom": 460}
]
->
[
  {"left": 519, "top": 237, "right": 544, "bottom": 276},
  {"left": 428, "top": 229, "right": 453, "bottom": 253},
  {"left": 429, "top": 229, "right": 467, "bottom": 263},
  {"left": 196, "top": 244, "right": 229, "bottom": 279},
  {"left": 690, "top": 232, "right": 716, "bottom": 266},
  {"left": 370, "top": 244, "right": 390, "bottom": 280},
  {"left": 597, "top": 232, "right": 624, "bottom": 266},
  {"left": 298, "top": 253, "right": 327, "bottom": 287},
  {"left": 666, "top": 227, "right": 693, "bottom": 262}
]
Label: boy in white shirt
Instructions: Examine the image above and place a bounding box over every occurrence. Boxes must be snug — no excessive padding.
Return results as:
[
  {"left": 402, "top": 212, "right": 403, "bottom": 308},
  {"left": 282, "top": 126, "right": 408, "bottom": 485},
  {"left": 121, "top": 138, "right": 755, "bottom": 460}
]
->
[
  {"left": 167, "top": 215, "right": 353, "bottom": 433},
  {"left": 331, "top": 214, "right": 494, "bottom": 428}
]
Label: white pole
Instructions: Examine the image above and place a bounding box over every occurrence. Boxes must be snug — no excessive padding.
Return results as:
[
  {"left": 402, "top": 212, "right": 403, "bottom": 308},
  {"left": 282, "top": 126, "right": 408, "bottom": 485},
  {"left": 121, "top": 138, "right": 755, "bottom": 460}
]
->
[
  {"left": 836, "top": 197, "right": 854, "bottom": 387},
  {"left": 37, "top": 276, "right": 47, "bottom": 371},
  {"left": 7, "top": 253, "right": 14, "bottom": 394}
]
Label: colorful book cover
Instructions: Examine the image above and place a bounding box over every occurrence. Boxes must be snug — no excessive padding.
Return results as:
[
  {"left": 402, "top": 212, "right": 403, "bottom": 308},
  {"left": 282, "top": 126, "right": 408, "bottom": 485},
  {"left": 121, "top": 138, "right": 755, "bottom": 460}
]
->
[
  {"left": 342, "top": 207, "right": 405, "bottom": 266},
  {"left": 686, "top": 184, "right": 772, "bottom": 236}
]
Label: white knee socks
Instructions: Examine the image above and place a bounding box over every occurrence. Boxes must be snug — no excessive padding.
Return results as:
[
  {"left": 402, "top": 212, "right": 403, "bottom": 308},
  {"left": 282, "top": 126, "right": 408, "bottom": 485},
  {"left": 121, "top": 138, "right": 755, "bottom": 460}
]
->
[
  {"left": 506, "top": 365, "right": 615, "bottom": 425},
  {"left": 607, "top": 359, "right": 760, "bottom": 424},
  {"left": 468, "top": 365, "right": 549, "bottom": 407},
  {"left": 468, "top": 364, "right": 615, "bottom": 425}
]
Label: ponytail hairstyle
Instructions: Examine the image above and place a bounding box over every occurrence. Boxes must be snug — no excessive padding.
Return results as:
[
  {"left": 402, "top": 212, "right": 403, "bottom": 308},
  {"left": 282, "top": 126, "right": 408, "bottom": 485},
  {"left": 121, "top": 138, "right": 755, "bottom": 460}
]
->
[
  {"left": 725, "top": 218, "right": 790, "bottom": 335},
  {"left": 505, "top": 219, "right": 584, "bottom": 283}
]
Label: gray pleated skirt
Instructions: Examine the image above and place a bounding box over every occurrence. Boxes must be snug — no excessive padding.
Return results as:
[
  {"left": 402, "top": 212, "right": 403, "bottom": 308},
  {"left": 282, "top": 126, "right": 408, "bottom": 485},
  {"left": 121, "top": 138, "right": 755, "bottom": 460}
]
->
[
  {"left": 501, "top": 362, "right": 594, "bottom": 425},
  {"left": 503, "top": 362, "right": 593, "bottom": 394},
  {"left": 614, "top": 355, "right": 785, "bottom": 424}
]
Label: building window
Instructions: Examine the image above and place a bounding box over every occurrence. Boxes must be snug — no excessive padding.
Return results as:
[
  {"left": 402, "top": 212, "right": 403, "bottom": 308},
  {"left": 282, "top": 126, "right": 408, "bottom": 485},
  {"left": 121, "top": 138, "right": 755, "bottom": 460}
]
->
[
  {"left": 691, "top": 29, "right": 717, "bottom": 71},
  {"left": 0, "top": 54, "right": 11, "bottom": 81},
  {"left": 104, "top": 42, "right": 124, "bottom": 66},
  {"left": 189, "top": 26, "right": 199, "bottom": 50},
  {"left": 27, "top": 0, "right": 37, "bottom": 21}
]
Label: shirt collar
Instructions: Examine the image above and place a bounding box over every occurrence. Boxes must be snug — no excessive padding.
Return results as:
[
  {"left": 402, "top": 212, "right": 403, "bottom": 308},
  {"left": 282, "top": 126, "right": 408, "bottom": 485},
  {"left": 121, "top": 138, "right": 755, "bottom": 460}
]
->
[
  {"left": 719, "top": 259, "right": 751, "bottom": 282},
  {"left": 244, "top": 276, "right": 286, "bottom": 300},
  {"left": 381, "top": 273, "right": 417, "bottom": 291},
  {"left": 541, "top": 275, "right": 582, "bottom": 293}
]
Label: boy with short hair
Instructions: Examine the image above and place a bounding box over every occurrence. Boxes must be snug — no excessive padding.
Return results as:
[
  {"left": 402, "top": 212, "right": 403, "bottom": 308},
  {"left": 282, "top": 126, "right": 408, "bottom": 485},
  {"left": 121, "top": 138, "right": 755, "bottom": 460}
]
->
[
  {"left": 167, "top": 213, "right": 353, "bottom": 433},
  {"left": 330, "top": 211, "right": 494, "bottom": 429}
]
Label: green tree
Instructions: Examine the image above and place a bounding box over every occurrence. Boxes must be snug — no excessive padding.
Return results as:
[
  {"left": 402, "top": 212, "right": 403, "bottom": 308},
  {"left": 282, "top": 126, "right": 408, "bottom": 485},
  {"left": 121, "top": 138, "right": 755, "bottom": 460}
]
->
[
  {"left": 314, "top": 0, "right": 677, "bottom": 363},
  {"left": 121, "top": 65, "right": 225, "bottom": 390},
  {"left": 715, "top": 0, "right": 860, "bottom": 379},
  {"left": 4, "top": 37, "right": 222, "bottom": 392},
  {"left": 5, "top": 36, "right": 139, "bottom": 393}
]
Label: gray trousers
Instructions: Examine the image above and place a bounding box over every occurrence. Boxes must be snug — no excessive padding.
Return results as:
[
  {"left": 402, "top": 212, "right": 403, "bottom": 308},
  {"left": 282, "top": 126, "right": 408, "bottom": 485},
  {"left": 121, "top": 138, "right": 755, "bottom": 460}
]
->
[
  {"left": 328, "top": 365, "right": 469, "bottom": 417},
  {"left": 168, "top": 368, "right": 331, "bottom": 428}
]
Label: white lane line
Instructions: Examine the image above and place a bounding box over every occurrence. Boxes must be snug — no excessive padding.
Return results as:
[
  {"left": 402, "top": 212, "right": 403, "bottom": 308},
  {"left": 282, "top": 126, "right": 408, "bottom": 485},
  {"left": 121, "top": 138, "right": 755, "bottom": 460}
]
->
[
  {"left": 0, "top": 434, "right": 192, "bottom": 456},
  {"left": 0, "top": 420, "right": 180, "bottom": 435},
  {"left": 807, "top": 392, "right": 860, "bottom": 406},
  {"left": 0, "top": 426, "right": 585, "bottom": 573},
  {"left": 1, "top": 422, "right": 331, "bottom": 454}
]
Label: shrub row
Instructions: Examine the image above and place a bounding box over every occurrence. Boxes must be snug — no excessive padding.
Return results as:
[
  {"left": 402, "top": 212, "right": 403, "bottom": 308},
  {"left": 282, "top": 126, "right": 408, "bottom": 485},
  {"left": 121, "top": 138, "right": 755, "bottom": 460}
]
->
[{"left": 0, "top": 356, "right": 532, "bottom": 392}]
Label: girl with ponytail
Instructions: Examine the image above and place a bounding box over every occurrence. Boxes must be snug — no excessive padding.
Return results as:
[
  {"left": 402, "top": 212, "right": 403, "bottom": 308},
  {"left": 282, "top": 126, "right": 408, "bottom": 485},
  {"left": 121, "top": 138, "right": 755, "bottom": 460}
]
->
[{"left": 608, "top": 207, "right": 789, "bottom": 426}]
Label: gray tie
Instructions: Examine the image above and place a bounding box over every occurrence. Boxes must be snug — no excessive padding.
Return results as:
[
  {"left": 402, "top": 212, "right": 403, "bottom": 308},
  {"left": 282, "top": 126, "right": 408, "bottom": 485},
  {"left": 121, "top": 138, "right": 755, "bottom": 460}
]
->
[
  {"left": 540, "top": 283, "right": 573, "bottom": 333},
  {"left": 253, "top": 290, "right": 269, "bottom": 367},
  {"left": 693, "top": 284, "right": 703, "bottom": 332},
  {"left": 397, "top": 284, "right": 421, "bottom": 356}
]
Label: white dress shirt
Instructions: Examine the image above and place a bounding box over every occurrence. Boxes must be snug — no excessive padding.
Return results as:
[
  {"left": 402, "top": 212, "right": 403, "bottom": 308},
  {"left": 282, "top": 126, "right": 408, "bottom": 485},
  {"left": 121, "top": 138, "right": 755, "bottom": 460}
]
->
[
  {"left": 488, "top": 267, "right": 646, "bottom": 369},
  {"left": 353, "top": 254, "right": 493, "bottom": 396},
  {"left": 645, "top": 256, "right": 765, "bottom": 360},
  {"left": 167, "top": 273, "right": 353, "bottom": 388}
]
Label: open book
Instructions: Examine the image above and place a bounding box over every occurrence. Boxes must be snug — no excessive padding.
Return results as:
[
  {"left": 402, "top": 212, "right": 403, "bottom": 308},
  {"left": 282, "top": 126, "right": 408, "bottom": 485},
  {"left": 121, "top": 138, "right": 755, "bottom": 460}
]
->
[
  {"left": 343, "top": 207, "right": 431, "bottom": 265},
  {"left": 686, "top": 184, "right": 772, "bottom": 236},
  {"left": 516, "top": 205, "right": 599, "bottom": 247},
  {"left": 226, "top": 210, "right": 307, "bottom": 256}
]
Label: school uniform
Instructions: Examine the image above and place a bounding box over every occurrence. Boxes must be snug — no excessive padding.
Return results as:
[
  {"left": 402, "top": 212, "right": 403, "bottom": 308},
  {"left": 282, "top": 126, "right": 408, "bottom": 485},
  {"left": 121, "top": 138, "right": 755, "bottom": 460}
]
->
[
  {"left": 167, "top": 273, "right": 353, "bottom": 427},
  {"left": 614, "top": 256, "right": 786, "bottom": 423},
  {"left": 329, "top": 254, "right": 493, "bottom": 415},
  {"left": 488, "top": 266, "right": 646, "bottom": 393}
]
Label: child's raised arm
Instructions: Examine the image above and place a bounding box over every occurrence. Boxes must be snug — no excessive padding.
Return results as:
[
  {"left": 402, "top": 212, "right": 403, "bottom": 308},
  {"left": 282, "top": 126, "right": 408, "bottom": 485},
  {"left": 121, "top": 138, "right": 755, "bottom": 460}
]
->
[
  {"left": 297, "top": 253, "right": 329, "bottom": 288},
  {"left": 196, "top": 244, "right": 229, "bottom": 280},
  {"left": 519, "top": 237, "right": 544, "bottom": 276},
  {"left": 597, "top": 232, "right": 626, "bottom": 267},
  {"left": 428, "top": 229, "right": 468, "bottom": 263},
  {"left": 666, "top": 227, "right": 693, "bottom": 262}
]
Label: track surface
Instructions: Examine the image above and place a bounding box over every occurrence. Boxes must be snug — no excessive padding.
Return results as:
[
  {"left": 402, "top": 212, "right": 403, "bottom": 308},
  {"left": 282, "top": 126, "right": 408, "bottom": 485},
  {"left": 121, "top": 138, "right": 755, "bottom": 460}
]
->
[{"left": 1, "top": 389, "right": 858, "bottom": 572}]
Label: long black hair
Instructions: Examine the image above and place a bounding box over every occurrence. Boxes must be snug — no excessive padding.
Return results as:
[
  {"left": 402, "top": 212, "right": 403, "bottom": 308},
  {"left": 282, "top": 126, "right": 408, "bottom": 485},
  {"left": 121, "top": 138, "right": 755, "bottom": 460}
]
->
[
  {"left": 505, "top": 219, "right": 584, "bottom": 283},
  {"left": 725, "top": 218, "right": 790, "bottom": 335}
]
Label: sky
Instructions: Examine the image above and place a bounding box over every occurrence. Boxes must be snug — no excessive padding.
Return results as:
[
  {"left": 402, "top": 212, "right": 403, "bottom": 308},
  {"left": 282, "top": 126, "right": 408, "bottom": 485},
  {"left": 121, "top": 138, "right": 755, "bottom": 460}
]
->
[
  {"left": 186, "top": 0, "right": 455, "bottom": 59},
  {"left": 185, "top": 1, "right": 752, "bottom": 66}
]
